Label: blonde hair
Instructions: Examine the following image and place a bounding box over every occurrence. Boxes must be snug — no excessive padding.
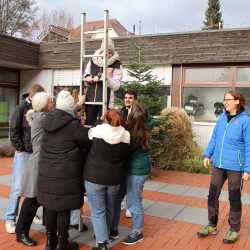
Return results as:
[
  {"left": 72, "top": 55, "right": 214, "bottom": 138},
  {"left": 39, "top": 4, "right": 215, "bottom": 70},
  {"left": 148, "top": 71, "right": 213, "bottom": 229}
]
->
[
  {"left": 26, "top": 92, "right": 50, "bottom": 125},
  {"left": 32, "top": 92, "right": 50, "bottom": 111}
]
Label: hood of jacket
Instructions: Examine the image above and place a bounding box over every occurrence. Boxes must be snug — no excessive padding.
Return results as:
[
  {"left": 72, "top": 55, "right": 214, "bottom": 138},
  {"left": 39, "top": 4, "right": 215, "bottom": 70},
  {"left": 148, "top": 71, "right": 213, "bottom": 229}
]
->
[
  {"left": 41, "top": 109, "right": 75, "bottom": 133},
  {"left": 88, "top": 123, "right": 130, "bottom": 145}
]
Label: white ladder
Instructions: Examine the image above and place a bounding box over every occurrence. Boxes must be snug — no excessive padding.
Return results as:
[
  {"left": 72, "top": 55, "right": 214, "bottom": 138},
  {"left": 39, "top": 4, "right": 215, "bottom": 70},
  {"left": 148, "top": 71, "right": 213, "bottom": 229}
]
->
[
  {"left": 78, "top": 10, "right": 109, "bottom": 231},
  {"left": 80, "top": 10, "right": 110, "bottom": 120}
]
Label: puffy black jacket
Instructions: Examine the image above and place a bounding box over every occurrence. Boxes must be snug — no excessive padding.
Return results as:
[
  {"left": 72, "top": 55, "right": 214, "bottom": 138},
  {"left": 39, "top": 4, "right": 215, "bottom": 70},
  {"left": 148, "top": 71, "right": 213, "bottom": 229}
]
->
[
  {"left": 9, "top": 99, "right": 32, "bottom": 153},
  {"left": 37, "top": 109, "right": 89, "bottom": 211}
]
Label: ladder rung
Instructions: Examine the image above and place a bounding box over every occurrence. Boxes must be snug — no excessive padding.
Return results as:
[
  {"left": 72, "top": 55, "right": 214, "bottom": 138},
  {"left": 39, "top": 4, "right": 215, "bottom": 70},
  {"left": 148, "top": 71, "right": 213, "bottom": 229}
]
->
[
  {"left": 84, "top": 54, "right": 103, "bottom": 58},
  {"left": 85, "top": 102, "right": 104, "bottom": 105}
]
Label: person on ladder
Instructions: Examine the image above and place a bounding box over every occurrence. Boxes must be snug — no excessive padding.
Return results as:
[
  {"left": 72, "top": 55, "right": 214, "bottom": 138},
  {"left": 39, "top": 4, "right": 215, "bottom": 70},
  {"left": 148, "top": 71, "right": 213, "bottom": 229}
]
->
[{"left": 83, "top": 38, "right": 123, "bottom": 126}]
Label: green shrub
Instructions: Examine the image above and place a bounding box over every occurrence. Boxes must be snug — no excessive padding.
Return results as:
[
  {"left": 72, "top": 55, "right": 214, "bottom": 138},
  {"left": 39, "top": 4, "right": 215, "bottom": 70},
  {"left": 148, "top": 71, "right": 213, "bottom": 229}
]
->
[
  {"left": 150, "top": 107, "right": 208, "bottom": 174},
  {"left": 0, "top": 145, "right": 14, "bottom": 157}
]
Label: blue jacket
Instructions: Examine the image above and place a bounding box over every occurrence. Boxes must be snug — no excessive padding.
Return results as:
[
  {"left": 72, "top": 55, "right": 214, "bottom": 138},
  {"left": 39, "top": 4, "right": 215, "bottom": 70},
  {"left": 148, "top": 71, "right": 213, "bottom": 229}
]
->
[{"left": 204, "top": 111, "right": 250, "bottom": 173}]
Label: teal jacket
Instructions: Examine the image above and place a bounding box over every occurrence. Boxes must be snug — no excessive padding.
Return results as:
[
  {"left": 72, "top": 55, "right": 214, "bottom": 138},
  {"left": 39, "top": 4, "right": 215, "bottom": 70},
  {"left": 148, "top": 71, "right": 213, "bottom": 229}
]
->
[{"left": 127, "top": 115, "right": 154, "bottom": 176}]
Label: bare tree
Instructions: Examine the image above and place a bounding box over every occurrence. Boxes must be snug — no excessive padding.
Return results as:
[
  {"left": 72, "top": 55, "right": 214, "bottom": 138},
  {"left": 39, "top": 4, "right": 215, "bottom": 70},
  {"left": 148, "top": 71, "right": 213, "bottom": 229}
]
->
[
  {"left": 0, "top": 0, "right": 38, "bottom": 36},
  {"left": 31, "top": 9, "right": 74, "bottom": 41}
]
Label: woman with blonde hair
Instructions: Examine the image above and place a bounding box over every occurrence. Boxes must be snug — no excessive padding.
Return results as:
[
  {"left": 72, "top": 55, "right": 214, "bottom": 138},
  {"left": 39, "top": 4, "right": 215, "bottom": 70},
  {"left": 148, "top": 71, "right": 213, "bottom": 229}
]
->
[{"left": 16, "top": 91, "right": 54, "bottom": 247}]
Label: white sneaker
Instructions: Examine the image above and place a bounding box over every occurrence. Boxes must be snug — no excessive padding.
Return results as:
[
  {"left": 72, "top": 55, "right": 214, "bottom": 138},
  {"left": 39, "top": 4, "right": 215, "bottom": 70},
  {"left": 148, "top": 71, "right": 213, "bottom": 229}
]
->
[
  {"left": 5, "top": 220, "right": 16, "bottom": 234},
  {"left": 125, "top": 209, "right": 132, "bottom": 218},
  {"left": 32, "top": 215, "right": 43, "bottom": 225}
]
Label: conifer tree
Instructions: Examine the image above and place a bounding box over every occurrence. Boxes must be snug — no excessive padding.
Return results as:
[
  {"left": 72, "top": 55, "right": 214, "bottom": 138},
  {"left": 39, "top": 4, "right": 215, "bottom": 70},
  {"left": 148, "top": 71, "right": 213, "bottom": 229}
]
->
[{"left": 203, "top": 0, "right": 223, "bottom": 30}]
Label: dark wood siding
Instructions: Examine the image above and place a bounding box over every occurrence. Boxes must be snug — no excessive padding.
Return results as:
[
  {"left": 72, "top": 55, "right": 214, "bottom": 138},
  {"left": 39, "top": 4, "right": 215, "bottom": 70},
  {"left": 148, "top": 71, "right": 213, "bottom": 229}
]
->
[
  {"left": 0, "top": 34, "right": 39, "bottom": 68},
  {"left": 39, "top": 29, "right": 250, "bottom": 69}
]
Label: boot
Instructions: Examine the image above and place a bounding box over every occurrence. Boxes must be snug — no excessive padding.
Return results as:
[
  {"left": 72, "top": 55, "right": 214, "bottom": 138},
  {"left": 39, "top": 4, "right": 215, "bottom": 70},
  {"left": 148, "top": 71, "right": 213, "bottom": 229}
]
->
[
  {"left": 45, "top": 231, "right": 57, "bottom": 250},
  {"left": 55, "top": 235, "right": 78, "bottom": 250},
  {"left": 92, "top": 242, "right": 109, "bottom": 250}
]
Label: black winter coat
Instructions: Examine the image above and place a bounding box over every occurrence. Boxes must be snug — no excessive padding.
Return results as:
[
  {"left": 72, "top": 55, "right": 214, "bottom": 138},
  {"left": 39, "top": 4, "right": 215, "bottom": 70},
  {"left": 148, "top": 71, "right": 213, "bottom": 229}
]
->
[
  {"left": 37, "top": 109, "right": 89, "bottom": 211},
  {"left": 9, "top": 99, "right": 32, "bottom": 152},
  {"left": 83, "top": 124, "right": 130, "bottom": 185}
]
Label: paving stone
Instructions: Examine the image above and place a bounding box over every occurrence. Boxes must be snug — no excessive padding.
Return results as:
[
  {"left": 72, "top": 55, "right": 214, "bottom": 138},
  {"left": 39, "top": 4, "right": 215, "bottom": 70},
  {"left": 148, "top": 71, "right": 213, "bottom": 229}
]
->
[
  {"left": 241, "top": 193, "right": 250, "bottom": 205},
  {"left": 145, "top": 201, "right": 185, "bottom": 219},
  {"left": 0, "top": 197, "right": 8, "bottom": 219},
  {"left": 175, "top": 206, "right": 208, "bottom": 225},
  {"left": 143, "top": 199, "right": 156, "bottom": 210},
  {"left": 185, "top": 186, "right": 208, "bottom": 199},
  {"left": 0, "top": 209, "right": 5, "bottom": 220},
  {"left": 159, "top": 184, "right": 191, "bottom": 195},
  {"left": 0, "top": 175, "right": 11, "bottom": 186},
  {"left": 72, "top": 217, "right": 130, "bottom": 247},
  {"left": 144, "top": 180, "right": 167, "bottom": 191}
]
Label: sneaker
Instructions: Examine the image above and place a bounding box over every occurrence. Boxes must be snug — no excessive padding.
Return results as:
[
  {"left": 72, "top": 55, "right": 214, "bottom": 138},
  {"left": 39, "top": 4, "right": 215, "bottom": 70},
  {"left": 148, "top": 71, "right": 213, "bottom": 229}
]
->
[
  {"left": 197, "top": 225, "right": 217, "bottom": 238},
  {"left": 33, "top": 215, "right": 43, "bottom": 225},
  {"left": 223, "top": 230, "right": 238, "bottom": 244},
  {"left": 125, "top": 209, "right": 132, "bottom": 218},
  {"left": 69, "top": 223, "right": 88, "bottom": 232},
  {"left": 110, "top": 230, "right": 119, "bottom": 240},
  {"left": 92, "top": 241, "right": 108, "bottom": 250},
  {"left": 5, "top": 220, "right": 16, "bottom": 234},
  {"left": 122, "top": 232, "right": 144, "bottom": 245}
]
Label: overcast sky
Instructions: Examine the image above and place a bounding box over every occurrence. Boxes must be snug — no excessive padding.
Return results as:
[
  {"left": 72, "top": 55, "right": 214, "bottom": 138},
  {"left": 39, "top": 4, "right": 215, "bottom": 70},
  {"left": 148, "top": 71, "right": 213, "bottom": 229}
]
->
[{"left": 35, "top": 0, "right": 250, "bottom": 34}]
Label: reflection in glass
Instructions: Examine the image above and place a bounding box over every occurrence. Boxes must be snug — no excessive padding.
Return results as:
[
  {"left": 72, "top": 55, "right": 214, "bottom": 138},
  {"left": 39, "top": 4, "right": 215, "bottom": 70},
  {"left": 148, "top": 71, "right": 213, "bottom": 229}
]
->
[
  {"left": 183, "top": 87, "right": 230, "bottom": 122},
  {"left": 237, "top": 68, "right": 250, "bottom": 82},
  {"left": 185, "top": 68, "right": 230, "bottom": 82},
  {"left": 0, "top": 88, "right": 18, "bottom": 123}
]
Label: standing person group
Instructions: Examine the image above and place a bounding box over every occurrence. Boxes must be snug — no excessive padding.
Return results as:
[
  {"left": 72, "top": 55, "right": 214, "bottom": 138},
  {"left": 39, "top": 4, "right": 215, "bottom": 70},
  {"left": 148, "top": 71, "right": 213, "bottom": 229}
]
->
[
  {"left": 5, "top": 80, "right": 152, "bottom": 250},
  {"left": 15, "top": 91, "right": 53, "bottom": 246},
  {"left": 5, "top": 84, "right": 45, "bottom": 234},
  {"left": 198, "top": 90, "right": 250, "bottom": 244}
]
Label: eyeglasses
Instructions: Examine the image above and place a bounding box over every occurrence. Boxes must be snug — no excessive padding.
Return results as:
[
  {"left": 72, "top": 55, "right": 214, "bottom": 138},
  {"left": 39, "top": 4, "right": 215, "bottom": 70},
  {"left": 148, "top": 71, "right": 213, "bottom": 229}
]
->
[{"left": 223, "top": 98, "right": 236, "bottom": 102}]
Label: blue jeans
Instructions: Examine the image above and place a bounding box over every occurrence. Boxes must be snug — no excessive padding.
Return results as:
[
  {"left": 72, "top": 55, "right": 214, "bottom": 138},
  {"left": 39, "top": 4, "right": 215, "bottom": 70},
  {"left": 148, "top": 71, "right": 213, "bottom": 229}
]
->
[
  {"left": 111, "top": 179, "right": 126, "bottom": 231},
  {"left": 85, "top": 181, "right": 120, "bottom": 243},
  {"left": 70, "top": 209, "right": 80, "bottom": 225},
  {"left": 5, "top": 151, "right": 31, "bottom": 221},
  {"left": 126, "top": 175, "right": 147, "bottom": 234}
]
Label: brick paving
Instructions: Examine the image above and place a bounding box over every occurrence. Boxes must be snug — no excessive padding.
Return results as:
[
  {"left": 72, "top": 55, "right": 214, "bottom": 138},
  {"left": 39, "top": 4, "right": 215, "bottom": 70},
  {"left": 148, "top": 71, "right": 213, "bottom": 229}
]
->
[{"left": 1, "top": 157, "right": 250, "bottom": 249}]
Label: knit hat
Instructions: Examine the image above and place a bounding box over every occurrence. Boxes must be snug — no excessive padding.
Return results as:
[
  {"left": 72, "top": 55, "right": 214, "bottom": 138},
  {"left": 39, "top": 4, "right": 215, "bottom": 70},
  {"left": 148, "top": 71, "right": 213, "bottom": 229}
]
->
[
  {"left": 100, "top": 38, "right": 115, "bottom": 52},
  {"left": 56, "top": 90, "right": 75, "bottom": 113}
]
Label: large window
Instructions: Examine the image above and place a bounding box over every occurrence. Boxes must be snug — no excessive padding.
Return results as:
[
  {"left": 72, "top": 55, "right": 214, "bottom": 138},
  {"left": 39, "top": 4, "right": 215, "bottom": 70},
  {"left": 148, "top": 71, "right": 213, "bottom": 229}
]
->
[
  {"left": 0, "top": 68, "right": 19, "bottom": 136},
  {"left": 183, "top": 67, "right": 233, "bottom": 122},
  {"left": 182, "top": 66, "right": 250, "bottom": 122},
  {"left": 183, "top": 87, "right": 230, "bottom": 122},
  {"left": 185, "top": 67, "right": 230, "bottom": 83},
  {"left": 0, "top": 88, "right": 18, "bottom": 123},
  {"left": 237, "top": 67, "right": 250, "bottom": 82}
]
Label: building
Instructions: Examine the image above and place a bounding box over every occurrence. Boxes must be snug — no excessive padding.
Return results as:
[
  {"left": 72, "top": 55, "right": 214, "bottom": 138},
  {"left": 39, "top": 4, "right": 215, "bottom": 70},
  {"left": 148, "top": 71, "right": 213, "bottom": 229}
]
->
[
  {"left": 1, "top": 28, "right": 250, "bottom": 147},
  {"left": 40, "top": 19, "right": 133, "bottom": 43}
]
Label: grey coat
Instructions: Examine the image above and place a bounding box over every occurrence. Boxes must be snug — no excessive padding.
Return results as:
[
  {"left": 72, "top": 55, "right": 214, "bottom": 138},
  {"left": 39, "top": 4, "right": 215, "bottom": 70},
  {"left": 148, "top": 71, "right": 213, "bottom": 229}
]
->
[{"left": 21, "top": 112, "right": 45, "bottom": 198}]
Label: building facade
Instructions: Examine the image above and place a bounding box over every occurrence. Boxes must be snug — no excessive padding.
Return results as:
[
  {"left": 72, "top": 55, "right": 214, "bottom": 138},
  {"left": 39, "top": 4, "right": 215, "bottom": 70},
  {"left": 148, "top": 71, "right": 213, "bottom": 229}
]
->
[{"left": 1, "top": 28, "right": 250, "bottom": 147}]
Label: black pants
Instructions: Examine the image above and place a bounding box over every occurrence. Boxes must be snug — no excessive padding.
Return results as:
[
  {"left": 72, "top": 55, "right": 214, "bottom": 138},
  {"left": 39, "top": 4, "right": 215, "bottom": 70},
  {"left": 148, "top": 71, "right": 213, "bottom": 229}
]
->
[
  {"left": 208, "top": 167, "right": 242, "bottom": 231},
  {"left": 15, "top": 197, "right": 40, "bottom": 235},
  {"left": 45, "top": 209, "right": 71, "bottom": 237},
  {"left": 85, "top": 105, "right": 102, "bottom": 126}
]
